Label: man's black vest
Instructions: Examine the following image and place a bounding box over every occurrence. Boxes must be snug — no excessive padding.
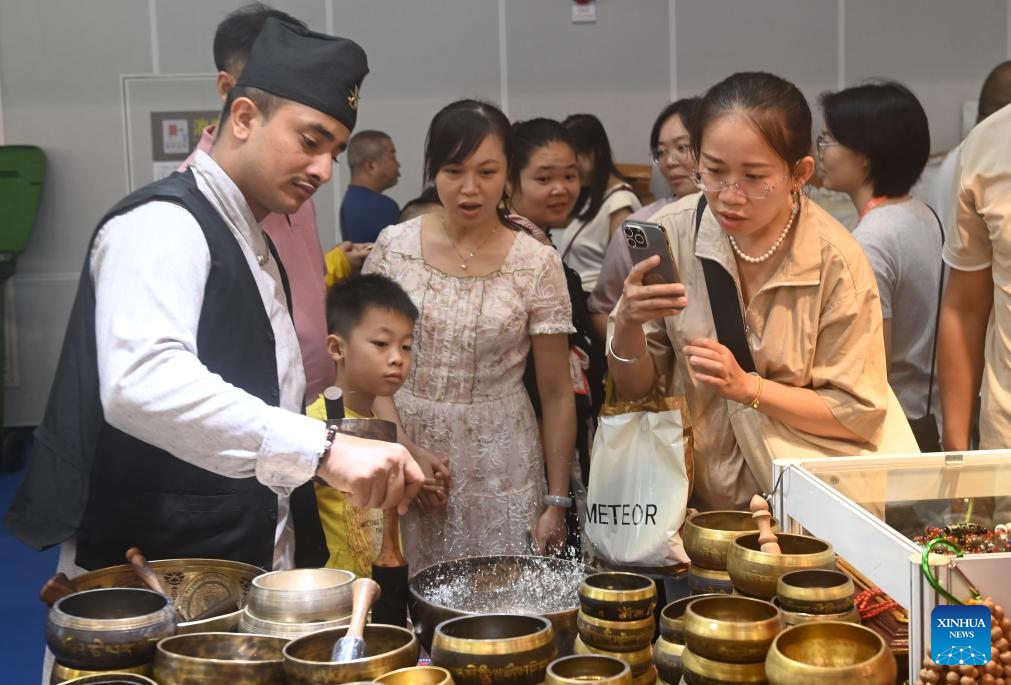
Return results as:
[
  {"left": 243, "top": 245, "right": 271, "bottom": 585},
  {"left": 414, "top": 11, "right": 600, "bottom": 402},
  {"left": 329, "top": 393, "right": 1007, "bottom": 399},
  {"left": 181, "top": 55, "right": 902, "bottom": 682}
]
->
[{"left": 4, "top": 170, "right": 326, "bottom": 570}]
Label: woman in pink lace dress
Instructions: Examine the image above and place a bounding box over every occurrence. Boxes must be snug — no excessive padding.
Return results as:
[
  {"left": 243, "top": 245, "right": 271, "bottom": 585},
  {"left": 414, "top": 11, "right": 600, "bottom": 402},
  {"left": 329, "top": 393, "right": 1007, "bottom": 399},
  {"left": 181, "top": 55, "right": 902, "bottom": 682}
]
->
[{"left": 363, "top": 100, "right": 576, "bottom": 570}]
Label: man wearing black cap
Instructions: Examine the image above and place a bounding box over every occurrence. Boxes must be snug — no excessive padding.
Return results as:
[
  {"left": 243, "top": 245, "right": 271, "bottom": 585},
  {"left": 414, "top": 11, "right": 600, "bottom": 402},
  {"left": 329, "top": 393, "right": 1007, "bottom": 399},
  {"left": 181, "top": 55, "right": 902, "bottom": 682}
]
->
[{"left": 5, "top": 19, "right": 424, "bottom": 574}]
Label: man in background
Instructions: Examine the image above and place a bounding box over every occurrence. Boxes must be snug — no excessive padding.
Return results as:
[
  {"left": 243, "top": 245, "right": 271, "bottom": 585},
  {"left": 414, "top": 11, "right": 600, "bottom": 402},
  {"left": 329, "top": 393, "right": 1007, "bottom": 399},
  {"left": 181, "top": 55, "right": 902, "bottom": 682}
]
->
[{"left": 340, "top": 130, "right": 401, "bottom": 242}]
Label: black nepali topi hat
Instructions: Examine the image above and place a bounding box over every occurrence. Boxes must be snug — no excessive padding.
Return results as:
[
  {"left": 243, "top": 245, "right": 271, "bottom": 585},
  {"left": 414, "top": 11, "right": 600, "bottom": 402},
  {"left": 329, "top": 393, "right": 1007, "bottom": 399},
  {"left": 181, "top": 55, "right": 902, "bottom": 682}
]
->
[{"left": 236, "top": 17, "right": 369, "bottom": 131}]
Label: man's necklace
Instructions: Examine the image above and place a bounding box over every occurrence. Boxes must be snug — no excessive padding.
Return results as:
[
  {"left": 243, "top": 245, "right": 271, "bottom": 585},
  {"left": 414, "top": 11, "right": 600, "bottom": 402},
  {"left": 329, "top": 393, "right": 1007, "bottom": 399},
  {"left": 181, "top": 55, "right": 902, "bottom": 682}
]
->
[{"left": 441, "top": 217, "right": 498, "bottom": 270}]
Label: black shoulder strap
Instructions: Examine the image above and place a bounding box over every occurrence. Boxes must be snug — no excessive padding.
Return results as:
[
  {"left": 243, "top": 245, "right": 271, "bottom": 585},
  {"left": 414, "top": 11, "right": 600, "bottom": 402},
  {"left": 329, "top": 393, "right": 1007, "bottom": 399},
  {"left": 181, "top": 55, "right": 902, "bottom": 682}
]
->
[
  {"left": 924, "top": 205, "right": 946, "bottom": 413},
  {"left": 694, "top": 194, "right": 756, "bottom": 373}
]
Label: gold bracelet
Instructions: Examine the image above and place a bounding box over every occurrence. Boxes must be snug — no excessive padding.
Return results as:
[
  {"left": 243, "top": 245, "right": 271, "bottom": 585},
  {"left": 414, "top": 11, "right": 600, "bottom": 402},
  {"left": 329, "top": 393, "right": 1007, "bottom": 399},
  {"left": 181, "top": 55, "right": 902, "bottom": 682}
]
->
[{"left": 747, "top": 372, "right": 764, "bottom": 410}]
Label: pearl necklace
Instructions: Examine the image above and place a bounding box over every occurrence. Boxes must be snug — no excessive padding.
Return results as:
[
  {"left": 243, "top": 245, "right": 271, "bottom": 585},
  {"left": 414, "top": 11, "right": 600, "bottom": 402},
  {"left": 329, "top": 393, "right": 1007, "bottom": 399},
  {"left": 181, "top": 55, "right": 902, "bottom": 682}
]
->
[
  {"left": 727, "top": 197, "right": 799, "bottom": 264},
  {"left": 441, "top": 217, "right": 498, "bottom": 270}
]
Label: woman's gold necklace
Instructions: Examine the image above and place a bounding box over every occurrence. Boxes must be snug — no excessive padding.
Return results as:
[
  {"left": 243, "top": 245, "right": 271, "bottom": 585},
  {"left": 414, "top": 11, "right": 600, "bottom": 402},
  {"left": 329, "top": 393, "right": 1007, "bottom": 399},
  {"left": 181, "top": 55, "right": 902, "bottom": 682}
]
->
[{"left": 440, "top": 217, "right": 499, "bottom": 270}]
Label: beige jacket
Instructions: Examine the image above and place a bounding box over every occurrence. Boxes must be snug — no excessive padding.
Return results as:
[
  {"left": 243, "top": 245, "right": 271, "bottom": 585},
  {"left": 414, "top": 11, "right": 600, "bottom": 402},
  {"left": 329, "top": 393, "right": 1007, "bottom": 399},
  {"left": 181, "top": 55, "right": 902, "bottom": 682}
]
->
[{"left": 637, "top": 193, "right": 891, "bottom": 511}]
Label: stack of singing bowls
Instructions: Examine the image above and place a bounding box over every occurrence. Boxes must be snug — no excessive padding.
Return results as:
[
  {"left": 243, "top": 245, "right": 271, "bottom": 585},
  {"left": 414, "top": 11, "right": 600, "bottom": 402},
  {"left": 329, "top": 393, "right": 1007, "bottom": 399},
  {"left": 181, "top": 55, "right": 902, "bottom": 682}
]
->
[
  {"left": 682, "top": 511, "right": 778, "bottom": 595},
  {"left": 680, "top": 595, "right": 782, "bottom": 685},
  {"left": 575, "top": 572, "right": 657, "bottom": 685},
  {"left": 773, "top": 569, "right": 859, "bottom": 627},
  {"left": 654, "top": 594, "right": 721, "bottom": 685},
  {"left": 726, "top": 533, "right": 836, "bottom": 600},
  {"left": 239, "top": 568, "right": 355, "bottom": 640}
]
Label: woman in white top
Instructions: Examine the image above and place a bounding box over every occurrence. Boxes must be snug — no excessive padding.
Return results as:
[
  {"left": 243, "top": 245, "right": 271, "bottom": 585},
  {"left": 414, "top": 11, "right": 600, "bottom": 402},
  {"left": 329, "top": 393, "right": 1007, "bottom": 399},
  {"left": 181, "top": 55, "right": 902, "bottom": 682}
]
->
[
  {"left": 557, "top": 113, "right": 641, "bottom": 293},
  {"left": 818, "top": 81, "right": 943, "bottom": 450}
]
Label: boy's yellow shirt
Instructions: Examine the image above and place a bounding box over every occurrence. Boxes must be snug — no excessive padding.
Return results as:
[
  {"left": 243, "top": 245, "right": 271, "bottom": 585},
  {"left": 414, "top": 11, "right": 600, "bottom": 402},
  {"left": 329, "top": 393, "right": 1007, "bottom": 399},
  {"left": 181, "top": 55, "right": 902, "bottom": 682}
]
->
[{"left": 309, "top": 395, "right": 382, "bottom": 577}]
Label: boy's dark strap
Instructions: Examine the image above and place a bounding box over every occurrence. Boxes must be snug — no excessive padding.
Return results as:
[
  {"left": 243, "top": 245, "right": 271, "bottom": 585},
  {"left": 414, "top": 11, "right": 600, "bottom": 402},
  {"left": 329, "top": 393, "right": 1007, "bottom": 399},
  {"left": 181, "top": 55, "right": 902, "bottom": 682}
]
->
[{"left": 693, "top": 194, "right": 756, "bottom": 373}]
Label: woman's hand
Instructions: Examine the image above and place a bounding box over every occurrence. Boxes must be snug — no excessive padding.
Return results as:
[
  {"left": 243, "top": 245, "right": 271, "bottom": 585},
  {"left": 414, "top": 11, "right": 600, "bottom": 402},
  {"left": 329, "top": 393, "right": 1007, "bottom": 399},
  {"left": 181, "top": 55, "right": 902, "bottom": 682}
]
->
[
  {"left": 613, "top": 256, "right": 688, "bottom": 329},
  {"left": 531, "top": 505, "right": 568, "bottom": 555},
  {"left": 683, "top": 337, "right": 758, "bottom": 404}
]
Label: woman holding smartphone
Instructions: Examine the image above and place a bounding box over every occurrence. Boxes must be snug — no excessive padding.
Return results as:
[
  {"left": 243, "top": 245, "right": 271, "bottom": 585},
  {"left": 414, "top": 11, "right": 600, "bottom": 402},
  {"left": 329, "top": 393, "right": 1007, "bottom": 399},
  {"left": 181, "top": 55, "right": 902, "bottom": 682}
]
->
[{"left": 607, "top": 72, "right": 915, "bottom": 510}]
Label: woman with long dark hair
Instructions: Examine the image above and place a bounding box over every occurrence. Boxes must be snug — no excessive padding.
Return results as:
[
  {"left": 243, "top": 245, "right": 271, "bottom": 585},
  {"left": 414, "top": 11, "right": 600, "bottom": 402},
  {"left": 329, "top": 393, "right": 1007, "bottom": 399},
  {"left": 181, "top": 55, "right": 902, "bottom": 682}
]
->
[
  {"left": 557, "top": 113, "right": 641, "bottom": 294},
  {"left": 363, "top": 100, "right": 576, "bottom": 567}
]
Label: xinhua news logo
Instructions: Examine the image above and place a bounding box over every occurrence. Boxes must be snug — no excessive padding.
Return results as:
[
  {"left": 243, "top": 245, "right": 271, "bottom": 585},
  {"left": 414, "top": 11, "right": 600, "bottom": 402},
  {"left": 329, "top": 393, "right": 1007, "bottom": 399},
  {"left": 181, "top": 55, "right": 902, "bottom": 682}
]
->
[{"left": 931, "top": 604, "right": 991, "bottom": 666}]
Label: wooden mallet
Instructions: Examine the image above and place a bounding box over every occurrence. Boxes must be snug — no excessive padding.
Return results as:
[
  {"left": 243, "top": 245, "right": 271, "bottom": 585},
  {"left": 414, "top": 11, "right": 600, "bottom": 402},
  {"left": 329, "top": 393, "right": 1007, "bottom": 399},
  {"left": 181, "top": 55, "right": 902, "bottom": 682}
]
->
[{"left": 750, "top": 494, "right": 781, "bottom": 554}]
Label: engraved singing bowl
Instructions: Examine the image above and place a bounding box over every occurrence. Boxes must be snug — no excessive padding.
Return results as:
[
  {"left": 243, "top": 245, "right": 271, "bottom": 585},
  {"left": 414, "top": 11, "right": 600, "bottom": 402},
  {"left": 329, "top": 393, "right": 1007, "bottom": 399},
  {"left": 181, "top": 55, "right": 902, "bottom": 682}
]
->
[
  {"left": 246, "top": 568, "right": 355, "bottom": 623},
  {"left": 771, "top": 597, "right": 861, "bottom": 628},
  {"left": 283, "top": 624, "right": 420, "bottom": 685},
  {"left": 578, "top": 572, "right": 657, "bottom": 621},
  {"left": 56, "top": 674, "right": 158, "bottom": 685},
  {"left": 68, "top": 557, "right": 264, "bottom": 634},
  {"left": 658, "top": 593, "right": 723, "bottom": 644},
  {"left": 764, "top": 621, "right": 897, "bottom": 685},
  {"left": 685, "top": 567, "right": 734, "bottom": 596},
  {"left": 409, "top": 555, "right": 588, "bottom": 656},
  {"left": 431, "top": 614, "right": 557, "bottom": 685},
  {"left": 576, "top": 610, "right": 654, "bottom": 652},
  {"left": 726, "top": 533, "right": 836, "bottom": 599},
  {"left": 652, "top": 636, "right": 685, "bottom": 685},
  {"left": 375, "top": 666, "right": 454, "bottom": 685},
  {"left": 572, "top": 636, "right": 654, "bottom": 675},
  {"left": 239, "top": 605, "right": 352, "bottom": 639},
  {"left": 683, "top": 511, "right": 779, "bottom": 571},
  {"left": 680, "top": 647, "right": 768, "bottom": 685},
  {"left": 682, "top": 596, "right": 781, "bottom": 664},
  {"left": 153, "top": 632, "right": 287, "bottom": 685},
  {"left": 546, "top": 655, "right": 633, "bottom": 685},
  {"left": 46, "top": 588, "right": 177, "bottom": 670},
  {"left": 775, "top": 569, "right": 855, "bottom": 614},
  {"left": 50, "top": 661, "right": 154, "bottom": 685}
]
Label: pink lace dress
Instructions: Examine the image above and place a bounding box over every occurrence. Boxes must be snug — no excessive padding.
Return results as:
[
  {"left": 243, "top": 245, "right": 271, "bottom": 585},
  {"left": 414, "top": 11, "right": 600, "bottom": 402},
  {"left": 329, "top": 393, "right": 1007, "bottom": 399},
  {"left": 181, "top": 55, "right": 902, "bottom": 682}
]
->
[{"left": 363, "top": 217, "right": 574, "bottom": 570}]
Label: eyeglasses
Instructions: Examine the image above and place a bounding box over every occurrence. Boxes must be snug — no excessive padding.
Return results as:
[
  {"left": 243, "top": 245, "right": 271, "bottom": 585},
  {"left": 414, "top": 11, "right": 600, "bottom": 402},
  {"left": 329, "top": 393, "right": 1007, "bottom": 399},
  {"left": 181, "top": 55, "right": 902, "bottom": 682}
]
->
[
  {"left": 690, "top": 169, "right": 782, "bottom": 200},
  {"left": 651, "top": 143, "right": 692, "bottom": 166},
  {"left": 815, "top": 133, "right": 841, "bottom": 155}
]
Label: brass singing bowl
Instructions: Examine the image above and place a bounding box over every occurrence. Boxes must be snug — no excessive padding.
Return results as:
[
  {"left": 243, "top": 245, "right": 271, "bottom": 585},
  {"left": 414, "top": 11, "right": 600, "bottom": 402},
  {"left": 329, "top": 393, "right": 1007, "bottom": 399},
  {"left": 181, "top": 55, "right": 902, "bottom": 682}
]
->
[
  {"left": 576, "top": 610, "right": 654, "bottom": 652},
  {"left": 409, "top": 555, "right": 588, "bottom": 656},
  {"left": 578, "top": 572, "right": 656, "bottom": 621},
  {"left": 283, "top": 624, "right": 420, "bottom": 685},
  {"left": 239, "top": 606, "right": 352, "bottom": 639},
  {"left": 151, "top": 632, "right": 287, "bottom": 685},
  {"left": 682, "top": 595, "right": 781, "bottom": 664},
  {"left": 683, "top": 511, "right": 779, "bottom": 571},
  {"left": 686, "top": 567, "right": 734, "bottom": 596},
  {"left": 764, "top": 621, "right": 896, "bottom": 685},
  {"left": 47, "top": 588, "right": 177, "bottom": 670},
  {"left": 573, "top": 636, "right": 654, "bottom": 675},
  {"left": 726, "top": 533, "right": 836, "bottom": 599},
  {"left": 771, "top": 597, "right": 861, "bottom": 628},
  {"left": 546, "top": 655, "right": 633, "bottom": 685},
  {"left": 56, "top": 674, "right": 158, "bottom": 685},
  {"left": 246, "top": 568, "right": 355, "bottom": 623},
  {"left": 652, "top": 636, "right": 685, "bottom": 685},
  {"left": 431, "top": 614, "right": 557, "bottom": 685},
  {"left": 631, "top": 669, "right": 656, "bottom": 685},
  {"left": 658, "top": 593, "right": 723, "bottom": 644},
  {"left": 680, "top": 647, "right": 768, "bottom": 685},
  {"left": 69, "top": 557, "right": 264, "bottom": 633},
  {"left": 376, "top": 666, "right": 454, "bottom": 685},
  {"left": 775, "top": 569, "right": 855, "bottom": 614}
]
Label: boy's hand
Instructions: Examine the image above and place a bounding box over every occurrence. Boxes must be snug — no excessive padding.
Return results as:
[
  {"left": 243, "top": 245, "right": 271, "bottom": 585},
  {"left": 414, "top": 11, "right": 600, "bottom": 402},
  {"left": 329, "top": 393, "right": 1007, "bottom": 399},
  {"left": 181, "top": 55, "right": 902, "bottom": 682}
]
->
[{"left": 407, "top": 444, "right": 451, "bottom": 511}]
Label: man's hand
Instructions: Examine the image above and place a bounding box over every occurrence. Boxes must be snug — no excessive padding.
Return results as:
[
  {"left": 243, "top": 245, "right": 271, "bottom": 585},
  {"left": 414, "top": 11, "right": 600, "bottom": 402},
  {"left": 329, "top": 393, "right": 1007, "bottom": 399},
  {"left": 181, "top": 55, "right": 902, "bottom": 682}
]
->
[{"left": 317, "top": 432, "right": 425, "bottom": 515}]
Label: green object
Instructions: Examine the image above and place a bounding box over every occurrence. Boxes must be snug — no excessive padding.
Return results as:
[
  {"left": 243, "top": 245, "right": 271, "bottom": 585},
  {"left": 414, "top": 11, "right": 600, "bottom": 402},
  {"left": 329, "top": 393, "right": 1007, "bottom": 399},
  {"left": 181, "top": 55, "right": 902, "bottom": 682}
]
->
[{"left": 0, "top": 145, "right": 45, "bottom": 254}]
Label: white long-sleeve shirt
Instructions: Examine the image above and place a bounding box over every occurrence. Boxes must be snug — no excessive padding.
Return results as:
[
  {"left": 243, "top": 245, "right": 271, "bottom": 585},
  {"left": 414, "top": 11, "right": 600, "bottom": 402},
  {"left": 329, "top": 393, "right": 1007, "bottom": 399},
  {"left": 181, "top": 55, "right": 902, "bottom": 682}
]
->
[{"left": 86, "top": 150, "right": 326, "bottom": 569}]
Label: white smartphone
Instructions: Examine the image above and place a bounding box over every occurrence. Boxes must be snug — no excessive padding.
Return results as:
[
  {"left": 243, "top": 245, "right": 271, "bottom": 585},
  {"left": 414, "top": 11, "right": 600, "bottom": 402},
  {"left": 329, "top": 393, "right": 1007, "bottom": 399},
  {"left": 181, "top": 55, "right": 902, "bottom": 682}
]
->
[{"left": 622, "top": 220, "right": 681, "bottom": 286}]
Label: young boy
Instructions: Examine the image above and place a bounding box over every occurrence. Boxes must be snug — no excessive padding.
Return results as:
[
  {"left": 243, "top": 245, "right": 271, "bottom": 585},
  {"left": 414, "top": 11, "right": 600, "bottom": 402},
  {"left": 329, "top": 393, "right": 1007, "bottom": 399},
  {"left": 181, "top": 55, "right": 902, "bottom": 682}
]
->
[{"left": 312, "top": 273, "right": 419, "bottom": 575}]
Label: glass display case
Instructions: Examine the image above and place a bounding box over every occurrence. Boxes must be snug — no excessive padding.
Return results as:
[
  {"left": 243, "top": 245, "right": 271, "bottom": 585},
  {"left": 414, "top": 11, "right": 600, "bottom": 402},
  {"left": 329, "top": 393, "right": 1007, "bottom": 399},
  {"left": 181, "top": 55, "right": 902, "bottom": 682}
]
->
[{"left": 772, "top": 451, "right": 1011, "bottom": 679}]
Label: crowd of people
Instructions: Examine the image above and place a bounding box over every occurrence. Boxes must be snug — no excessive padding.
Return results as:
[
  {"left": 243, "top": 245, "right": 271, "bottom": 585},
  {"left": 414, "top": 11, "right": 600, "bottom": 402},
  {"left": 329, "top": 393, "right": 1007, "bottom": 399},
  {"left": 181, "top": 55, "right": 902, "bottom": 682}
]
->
[{"left": 8, "top": 3, "right": 1011, "bottom": 616}]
